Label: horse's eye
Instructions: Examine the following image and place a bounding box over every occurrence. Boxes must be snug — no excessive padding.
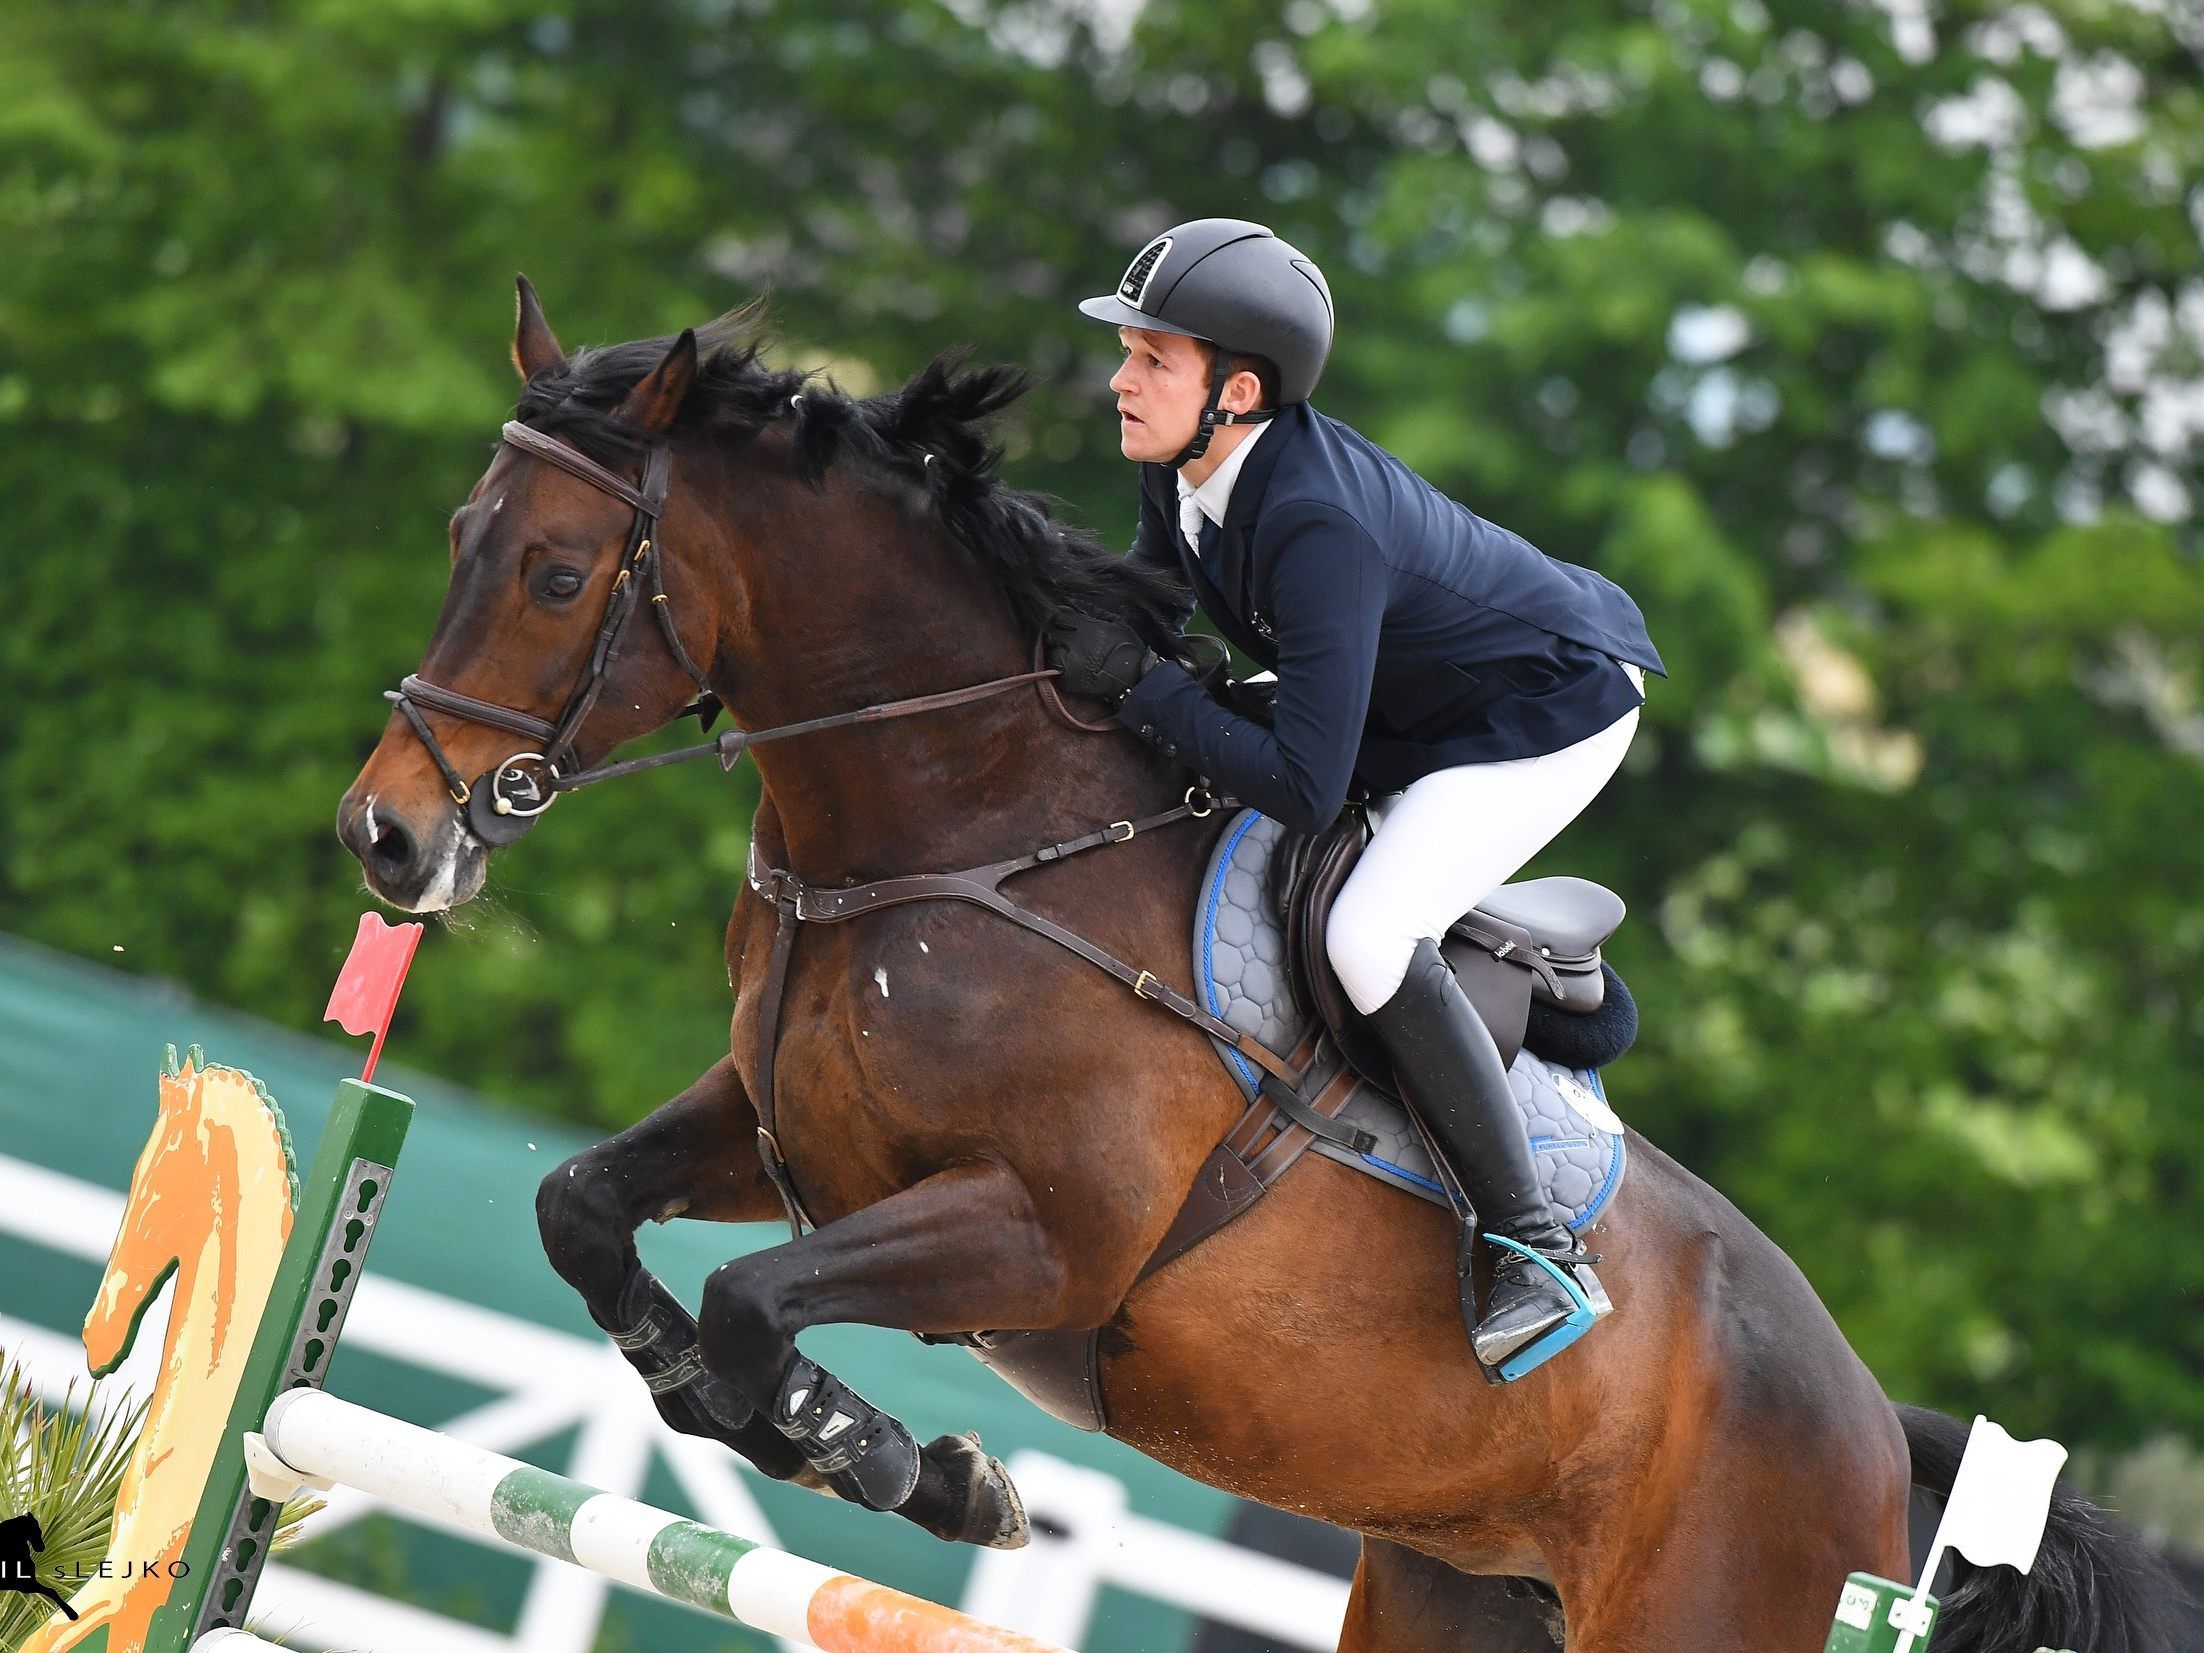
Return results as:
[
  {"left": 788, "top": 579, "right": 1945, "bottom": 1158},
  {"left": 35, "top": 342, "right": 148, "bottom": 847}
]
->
[{"left": 540, "top": 567, "right": 584, "bottom": 600}]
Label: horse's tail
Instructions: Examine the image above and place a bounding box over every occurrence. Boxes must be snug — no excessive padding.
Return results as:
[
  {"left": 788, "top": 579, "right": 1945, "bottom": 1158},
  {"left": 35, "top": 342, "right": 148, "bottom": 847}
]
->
[{"left": 1898, "top": 1404, "right": 2186, "bottom": 1653}]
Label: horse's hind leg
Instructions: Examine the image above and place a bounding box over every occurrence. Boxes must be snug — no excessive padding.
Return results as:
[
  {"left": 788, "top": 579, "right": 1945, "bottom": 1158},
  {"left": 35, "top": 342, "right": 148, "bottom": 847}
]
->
[
  {"left": 1551, "top": 1405, "right": 1911, "bottom": 1653},
  {"left": 534, "top": 1054, "right": 814, "bottom": 1485},
  {"left": 697, "top": 1160, "right": 1077, "bottom": 1549},
  {"left": 1339, "top": 1540, "right": 1564, "bottom": 1653}
]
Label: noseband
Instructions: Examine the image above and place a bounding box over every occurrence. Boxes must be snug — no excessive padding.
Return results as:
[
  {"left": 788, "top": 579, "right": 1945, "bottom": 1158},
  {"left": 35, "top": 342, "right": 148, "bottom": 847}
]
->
[{"left": 385, "top": 419, "right": 1062, "bottom": 845}]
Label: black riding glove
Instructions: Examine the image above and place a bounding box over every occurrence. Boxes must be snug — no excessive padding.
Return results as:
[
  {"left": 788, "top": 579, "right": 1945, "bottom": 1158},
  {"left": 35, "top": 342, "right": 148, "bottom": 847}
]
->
[
  {"left": 1221, "top": 673, "right": 1279, "bottom": 728},
  {"left": 1044, "top": 614, "right": 1158, "bottom": 705}
]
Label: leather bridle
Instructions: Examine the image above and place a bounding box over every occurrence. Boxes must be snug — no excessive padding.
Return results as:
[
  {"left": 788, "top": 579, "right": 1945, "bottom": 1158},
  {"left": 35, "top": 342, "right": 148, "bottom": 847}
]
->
[{"left": 384, "top": 419, "right": 1062, "bottom": 845}]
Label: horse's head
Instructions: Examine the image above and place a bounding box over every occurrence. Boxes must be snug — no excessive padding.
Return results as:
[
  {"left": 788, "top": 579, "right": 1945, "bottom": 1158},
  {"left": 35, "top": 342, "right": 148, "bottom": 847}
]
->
[
  {"left": 337, "top": 279, "right": 738, "bottom": 911},
  {"left": 341, "top": 280, "right": 1204, "bottom": 910}
]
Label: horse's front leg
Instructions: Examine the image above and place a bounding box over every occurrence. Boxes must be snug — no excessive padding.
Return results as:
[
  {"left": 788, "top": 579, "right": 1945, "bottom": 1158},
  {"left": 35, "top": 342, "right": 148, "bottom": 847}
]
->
[
  {"left": 534, "top": 1054, "right": 816, "bottom": 1486},
  {"left": 696, "top": 1160, "right": 1077, "bottom": 1549}
]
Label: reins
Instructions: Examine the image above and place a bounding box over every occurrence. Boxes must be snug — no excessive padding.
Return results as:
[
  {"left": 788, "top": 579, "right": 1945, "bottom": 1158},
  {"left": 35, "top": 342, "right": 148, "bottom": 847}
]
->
[{"left": 396, "top": 657, "right": 1064, "bottom": 803}]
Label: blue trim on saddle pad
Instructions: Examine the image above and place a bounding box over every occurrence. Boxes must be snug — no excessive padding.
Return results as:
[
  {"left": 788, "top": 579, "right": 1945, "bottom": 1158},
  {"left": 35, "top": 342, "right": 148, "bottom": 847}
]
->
[
  {"left": 1191, "top": 807, "right": 1628, "bottom": 1232},
  {"left": 1200, "top": 809, "right": 1267, "bottom": 1097},
  {"left": 1354, "top": 1110, "right": 1625, "bottom": 1233},
  {"left": 1362, "top": 1153, "right": 1446, "bottom": 1198}
]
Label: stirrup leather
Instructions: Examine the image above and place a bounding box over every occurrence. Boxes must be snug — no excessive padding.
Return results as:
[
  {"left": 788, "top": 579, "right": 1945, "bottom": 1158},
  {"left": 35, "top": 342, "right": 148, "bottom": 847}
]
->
[{"left": 1477, "top": 1233, "right": 1613, "bottom": 1383}]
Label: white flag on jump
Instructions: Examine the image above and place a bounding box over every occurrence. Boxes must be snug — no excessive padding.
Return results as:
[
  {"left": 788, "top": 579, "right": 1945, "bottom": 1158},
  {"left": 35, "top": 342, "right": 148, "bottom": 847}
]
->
[{"left": 1933, "top": 1415, "right": 2069, "bottom": 1573}]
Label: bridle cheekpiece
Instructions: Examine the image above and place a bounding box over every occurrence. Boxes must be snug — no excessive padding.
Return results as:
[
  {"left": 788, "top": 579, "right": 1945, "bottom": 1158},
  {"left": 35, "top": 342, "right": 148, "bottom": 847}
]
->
[{"left": 384, "top": 421, "right": 711, "bottom": 845}]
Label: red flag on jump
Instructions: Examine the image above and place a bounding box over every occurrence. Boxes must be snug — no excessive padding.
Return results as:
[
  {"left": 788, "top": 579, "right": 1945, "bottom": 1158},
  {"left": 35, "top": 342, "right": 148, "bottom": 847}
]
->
[{"left": 324, "top": 913, "right": 424, "bottom": 1084}]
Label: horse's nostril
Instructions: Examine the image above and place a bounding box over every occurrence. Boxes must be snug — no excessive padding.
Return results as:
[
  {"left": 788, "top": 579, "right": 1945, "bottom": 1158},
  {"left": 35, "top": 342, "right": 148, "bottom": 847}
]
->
[{"left": 366, "top": 817, "right": 416, "bottom": 874}]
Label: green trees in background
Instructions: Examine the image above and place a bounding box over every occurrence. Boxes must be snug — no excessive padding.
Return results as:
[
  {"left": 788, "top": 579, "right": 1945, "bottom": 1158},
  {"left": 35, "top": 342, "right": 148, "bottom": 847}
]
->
[{"left": 3, "top": 0, "right": 2199, "bottom": 1456}]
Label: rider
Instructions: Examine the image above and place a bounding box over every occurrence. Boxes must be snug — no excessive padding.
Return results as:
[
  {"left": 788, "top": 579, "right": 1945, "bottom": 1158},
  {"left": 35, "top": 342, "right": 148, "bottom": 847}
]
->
[{"left": 1049, "top": 218, "right": 1665, "bottom": 1379}]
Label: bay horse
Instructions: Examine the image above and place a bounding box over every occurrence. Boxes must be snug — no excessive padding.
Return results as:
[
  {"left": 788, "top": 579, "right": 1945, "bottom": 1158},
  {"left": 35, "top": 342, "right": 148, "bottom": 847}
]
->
[{"left": 334, "top": 282, "right": 2174, "bottom": 1652}]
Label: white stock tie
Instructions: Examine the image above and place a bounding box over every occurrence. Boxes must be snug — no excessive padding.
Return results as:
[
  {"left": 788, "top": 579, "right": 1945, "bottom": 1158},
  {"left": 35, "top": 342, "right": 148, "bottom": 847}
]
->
[{"left": 1179, "top": 491, "right": 1207, "bottom": 560}]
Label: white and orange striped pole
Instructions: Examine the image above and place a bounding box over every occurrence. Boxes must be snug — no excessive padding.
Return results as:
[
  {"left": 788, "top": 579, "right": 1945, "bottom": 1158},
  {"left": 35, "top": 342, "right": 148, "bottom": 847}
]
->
[{"left": 242, "top": 1389, "right": 1067, "bottom": 1653}]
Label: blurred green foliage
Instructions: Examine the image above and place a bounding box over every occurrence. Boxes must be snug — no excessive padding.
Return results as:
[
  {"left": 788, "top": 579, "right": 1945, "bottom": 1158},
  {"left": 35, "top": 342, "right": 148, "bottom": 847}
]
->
[{"left": 2, "top": 0, "right": 2200, "bottom": 1454}]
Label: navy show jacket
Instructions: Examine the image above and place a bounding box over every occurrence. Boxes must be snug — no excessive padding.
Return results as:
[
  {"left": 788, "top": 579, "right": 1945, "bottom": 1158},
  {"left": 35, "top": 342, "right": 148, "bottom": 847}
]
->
[{"left": 1115, "top": 401, "right": 1665, "bottom": 834}]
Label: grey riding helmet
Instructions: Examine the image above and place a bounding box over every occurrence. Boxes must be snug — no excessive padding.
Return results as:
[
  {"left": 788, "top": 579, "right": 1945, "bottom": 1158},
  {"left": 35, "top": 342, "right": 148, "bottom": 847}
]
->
[{"left": 1080, "top": 218, "right": 1334, "bottom": 466}]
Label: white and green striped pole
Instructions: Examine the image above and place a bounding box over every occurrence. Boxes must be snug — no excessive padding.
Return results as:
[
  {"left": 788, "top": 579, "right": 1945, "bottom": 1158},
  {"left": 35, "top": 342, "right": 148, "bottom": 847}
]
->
[{"left": 250, "top": 1389, "right": 1069, "bottom": 1653}]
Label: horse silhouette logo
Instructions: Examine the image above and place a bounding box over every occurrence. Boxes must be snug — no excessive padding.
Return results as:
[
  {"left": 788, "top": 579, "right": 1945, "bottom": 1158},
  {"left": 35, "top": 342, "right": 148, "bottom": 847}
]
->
[{"left": 0, "top": 1512, "right": 80, "bottom": 1622}]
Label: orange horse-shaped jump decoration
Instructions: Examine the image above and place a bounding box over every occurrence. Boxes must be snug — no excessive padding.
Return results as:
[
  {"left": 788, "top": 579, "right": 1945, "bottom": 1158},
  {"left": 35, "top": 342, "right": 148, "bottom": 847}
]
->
[{"left": 20, "top": 1047, "right": 297, "bottom": 1653}]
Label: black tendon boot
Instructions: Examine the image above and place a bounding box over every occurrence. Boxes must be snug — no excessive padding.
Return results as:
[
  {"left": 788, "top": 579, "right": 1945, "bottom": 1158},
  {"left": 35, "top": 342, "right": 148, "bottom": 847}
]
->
[{"left": 1365, "top": 937, "right": 1611, "bottom": 1378}]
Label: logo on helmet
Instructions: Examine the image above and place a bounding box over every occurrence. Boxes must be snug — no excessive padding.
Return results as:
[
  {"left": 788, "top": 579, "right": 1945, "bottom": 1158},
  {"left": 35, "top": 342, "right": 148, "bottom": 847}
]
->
[{"left": 1119, "top": 236, "right": 1173, "bottom": 308}]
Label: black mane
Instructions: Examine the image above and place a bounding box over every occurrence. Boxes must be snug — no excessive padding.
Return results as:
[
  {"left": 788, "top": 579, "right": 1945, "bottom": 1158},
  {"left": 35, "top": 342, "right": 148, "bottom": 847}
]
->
[{"left": 511, "top": 315, "right": 1191, "bottom": 653}]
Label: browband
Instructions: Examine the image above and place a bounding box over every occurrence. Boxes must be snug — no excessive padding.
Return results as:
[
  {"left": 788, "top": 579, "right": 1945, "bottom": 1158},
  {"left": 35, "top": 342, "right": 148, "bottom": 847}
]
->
[{"left": 500, "top": 421, "right": 669, "bottom": 516}]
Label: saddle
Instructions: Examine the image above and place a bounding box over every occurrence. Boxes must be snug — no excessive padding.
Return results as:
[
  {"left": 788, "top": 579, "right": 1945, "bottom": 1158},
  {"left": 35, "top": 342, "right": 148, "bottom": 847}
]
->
[
  {"left": 1219, "top": 669, "right": 1634, "bottom": 1076},
  {"left": 1281, "top": 804, "right": 1634, "bottom": 1083}
]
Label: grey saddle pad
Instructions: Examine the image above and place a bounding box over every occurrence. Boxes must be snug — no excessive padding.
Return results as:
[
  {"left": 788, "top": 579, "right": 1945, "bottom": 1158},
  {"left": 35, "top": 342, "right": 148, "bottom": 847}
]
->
[{"left": 1194, "top": 809, "right": 1626, "bottom": 1229}]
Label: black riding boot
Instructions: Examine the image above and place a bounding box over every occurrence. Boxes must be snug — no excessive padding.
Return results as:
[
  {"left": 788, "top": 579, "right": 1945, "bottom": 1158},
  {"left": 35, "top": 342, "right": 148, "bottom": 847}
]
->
[{"left": 1365, "top": 936, "right": 1608, "bottom": 1376}]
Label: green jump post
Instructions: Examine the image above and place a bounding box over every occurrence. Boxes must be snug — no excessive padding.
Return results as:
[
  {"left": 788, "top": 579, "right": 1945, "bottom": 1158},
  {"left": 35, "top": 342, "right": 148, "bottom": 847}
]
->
[
  {"left": 1823, "top": 1572, "right": 1939, "bottom": 1653},
  {"left": 142, "top": 1079, "right": 414, "bottom": 1653}
]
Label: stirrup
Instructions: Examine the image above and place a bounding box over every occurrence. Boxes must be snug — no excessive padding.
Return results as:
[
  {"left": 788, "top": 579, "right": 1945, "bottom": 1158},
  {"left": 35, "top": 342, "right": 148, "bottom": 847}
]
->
[{"left": 1476, "top": 1232, "right": 1612, "bottom": 1384}]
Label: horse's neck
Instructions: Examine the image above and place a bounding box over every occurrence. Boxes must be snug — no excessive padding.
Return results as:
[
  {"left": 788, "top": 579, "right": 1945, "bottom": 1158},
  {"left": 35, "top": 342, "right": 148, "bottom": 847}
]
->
[
  {"left": 718, "top": 482, "right": 1171, "bottom": 881},
  {"left": 749, "top": 684, "right": 1167, "bottom": 883}
]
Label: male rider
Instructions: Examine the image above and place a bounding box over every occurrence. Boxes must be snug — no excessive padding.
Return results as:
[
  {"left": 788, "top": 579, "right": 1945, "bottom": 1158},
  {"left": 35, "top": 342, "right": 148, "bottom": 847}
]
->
[{"left": 1046, "top": 218, "right": 1664, "bottom": 1378}]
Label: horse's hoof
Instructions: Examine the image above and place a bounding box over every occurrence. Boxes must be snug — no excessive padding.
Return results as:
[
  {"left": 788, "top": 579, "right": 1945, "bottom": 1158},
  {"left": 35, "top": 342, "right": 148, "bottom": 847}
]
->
[
  {"left": 970, "top": 1441, "right": 1030, "bottom": 1551},
  {"left": 908, "top": 1431, "right": 1028, "bottom": 1549}
]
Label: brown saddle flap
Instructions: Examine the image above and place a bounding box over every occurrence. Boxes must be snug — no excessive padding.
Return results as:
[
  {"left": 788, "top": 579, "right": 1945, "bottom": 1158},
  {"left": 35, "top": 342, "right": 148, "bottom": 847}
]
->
[
  {"left": 1283, "top": 810, "right": 1394, "bottom": 1080},
  {"left": 1282, "top": 804, "right": 1538, "bottom": 1076}
]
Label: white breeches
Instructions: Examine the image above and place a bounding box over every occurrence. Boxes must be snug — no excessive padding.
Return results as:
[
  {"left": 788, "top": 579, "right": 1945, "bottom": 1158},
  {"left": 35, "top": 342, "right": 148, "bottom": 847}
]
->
[{"left": 1324, "top": 666, "right": 1644, "bottom": 1016}]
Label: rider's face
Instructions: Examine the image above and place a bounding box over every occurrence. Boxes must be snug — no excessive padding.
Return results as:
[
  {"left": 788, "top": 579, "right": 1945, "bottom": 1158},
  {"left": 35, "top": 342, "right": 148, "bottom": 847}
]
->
[{"left": 1109, "top": 326, "right": 1209, "bottom": 462}]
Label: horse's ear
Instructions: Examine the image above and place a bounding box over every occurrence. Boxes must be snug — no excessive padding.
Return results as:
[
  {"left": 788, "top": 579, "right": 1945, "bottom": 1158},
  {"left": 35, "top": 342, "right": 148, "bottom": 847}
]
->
[
  {"left": 617, "top": 328, "right": 698, "bottom": 435},
  {"left": 512, "top": 274, "right": 566, "bottom": 381}
]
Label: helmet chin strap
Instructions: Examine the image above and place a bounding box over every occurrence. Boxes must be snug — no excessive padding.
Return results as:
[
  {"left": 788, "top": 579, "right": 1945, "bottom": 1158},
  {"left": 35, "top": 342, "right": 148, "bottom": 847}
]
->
[{"left": 1169, "top": 348, "right": 1274, "bottom": 470}]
